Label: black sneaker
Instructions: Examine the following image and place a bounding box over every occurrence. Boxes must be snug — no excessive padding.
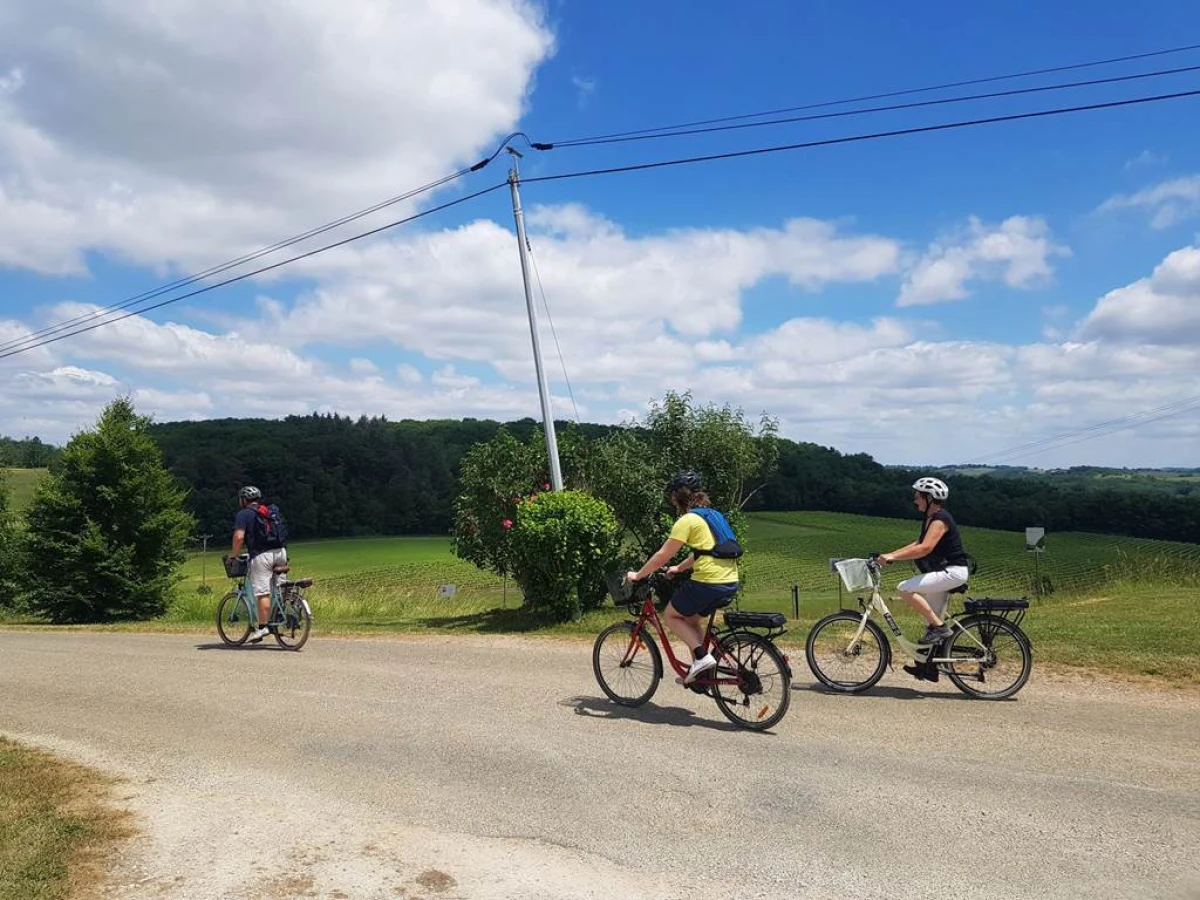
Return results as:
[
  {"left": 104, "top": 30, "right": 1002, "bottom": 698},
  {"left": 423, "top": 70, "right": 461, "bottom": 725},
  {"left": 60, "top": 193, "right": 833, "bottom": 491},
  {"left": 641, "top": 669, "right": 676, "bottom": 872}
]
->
[
  {"left": 919, "top": 623, "right": 953, "bottom": 645},
  {"left": 903, "top": 663, "right": 940, "bottom": 683}
]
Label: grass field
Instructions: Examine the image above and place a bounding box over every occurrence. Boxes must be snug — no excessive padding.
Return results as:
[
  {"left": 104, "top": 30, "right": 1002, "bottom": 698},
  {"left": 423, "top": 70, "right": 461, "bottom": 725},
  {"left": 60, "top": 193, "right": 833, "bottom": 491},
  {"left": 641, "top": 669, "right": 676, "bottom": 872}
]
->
[
  {"left": 1, "top": 468, "right": 46, "bottom": 512},
  {"left": 3, "top": 509, "right": 1196, "bottom": 681},
  {"left": 147, "top": 511, "right": 1200, "bottom": 682},
  {"left": 0, "top": 738, "right": 130, "bottom": 900}
]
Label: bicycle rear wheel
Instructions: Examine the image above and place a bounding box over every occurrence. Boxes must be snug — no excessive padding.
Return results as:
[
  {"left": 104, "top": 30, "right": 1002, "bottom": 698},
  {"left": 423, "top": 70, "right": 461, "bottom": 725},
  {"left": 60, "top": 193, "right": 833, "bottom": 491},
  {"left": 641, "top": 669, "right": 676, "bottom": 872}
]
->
[
  {"left": 711, "top": 633, "right": 791, "bottom": 731},
  {"left": 593, "top": 621, "right": 662, "bottom": 707},
  {"left": 943, "top": 615, "right": 1031, "bottom": 699},
  {"left": 273, "top": 588, "right": 312, "bottom": 651},
  {"left": 216, "top": 590, "right": 252, "bottom": 645},
  {"left": 805, "top": 612, "right": 889, "bottom": 693}
]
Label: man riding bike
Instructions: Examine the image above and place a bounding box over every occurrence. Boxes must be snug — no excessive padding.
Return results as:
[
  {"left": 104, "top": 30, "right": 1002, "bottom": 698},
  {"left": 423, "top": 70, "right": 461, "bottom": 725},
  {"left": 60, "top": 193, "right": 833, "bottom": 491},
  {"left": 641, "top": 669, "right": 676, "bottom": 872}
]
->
[{"left": 229, "top": 486, "right": 288, "bottom": 644}]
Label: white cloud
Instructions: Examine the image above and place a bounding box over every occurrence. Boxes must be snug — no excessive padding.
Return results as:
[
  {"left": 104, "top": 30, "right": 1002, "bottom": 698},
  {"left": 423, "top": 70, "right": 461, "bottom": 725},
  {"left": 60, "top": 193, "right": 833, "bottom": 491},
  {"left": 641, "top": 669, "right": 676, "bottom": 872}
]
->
[
  {"left": 1124, "top": 150, "right": 1166, "bottom": 171},
  {"left": 349, "top": 358, "right": 381, "bottom": 377},
  {"left": 897, "top": 216, "right": 1069, "bottom": 307},
  {"left": 252, "top": 206, "right": 903, "bottom": 384},
  {"left": 571, "top": 75, "right": 597, "bottom": 109},
  {"left": 0, "top": 0, "right": 553, "bottom": 275},
  {"left": 1078, "top": 246, "right": 1200, "bottom": 345},
  {"left": 1098, "top": 176, "right": 1200, "bottom": 229}
]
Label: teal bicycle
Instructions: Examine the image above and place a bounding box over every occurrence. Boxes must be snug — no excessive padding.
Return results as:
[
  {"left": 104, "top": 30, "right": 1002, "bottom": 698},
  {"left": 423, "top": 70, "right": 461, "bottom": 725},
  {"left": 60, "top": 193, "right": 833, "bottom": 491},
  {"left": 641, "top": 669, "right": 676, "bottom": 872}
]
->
[{"left": 217, "top": 554, "right": 314, "bottom": 650}]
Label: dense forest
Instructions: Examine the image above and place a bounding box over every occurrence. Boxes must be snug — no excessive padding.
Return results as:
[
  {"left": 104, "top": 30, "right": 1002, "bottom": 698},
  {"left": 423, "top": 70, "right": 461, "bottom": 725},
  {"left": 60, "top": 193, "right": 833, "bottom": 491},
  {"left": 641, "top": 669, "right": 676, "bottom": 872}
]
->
[
  {"left": 0, "top": 436, "right": 59, "bottom": 468},
  {"left": 7, "top": 416, "right": 1199, "bottom": 543}
]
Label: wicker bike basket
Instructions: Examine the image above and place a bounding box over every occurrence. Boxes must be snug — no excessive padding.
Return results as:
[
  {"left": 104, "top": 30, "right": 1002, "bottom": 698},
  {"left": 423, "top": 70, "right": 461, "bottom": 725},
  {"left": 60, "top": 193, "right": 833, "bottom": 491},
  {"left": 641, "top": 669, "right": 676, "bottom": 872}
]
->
[{"left": 223, "top": 555, "right": 249, "bottom": 578}]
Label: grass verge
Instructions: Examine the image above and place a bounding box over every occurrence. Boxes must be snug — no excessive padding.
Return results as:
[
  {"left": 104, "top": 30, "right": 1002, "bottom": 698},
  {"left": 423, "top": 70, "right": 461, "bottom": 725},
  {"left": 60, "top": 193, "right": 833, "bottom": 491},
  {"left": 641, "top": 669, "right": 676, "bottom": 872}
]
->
[{"left": 0, "top": 738, "right": 131, "bottom": 900}]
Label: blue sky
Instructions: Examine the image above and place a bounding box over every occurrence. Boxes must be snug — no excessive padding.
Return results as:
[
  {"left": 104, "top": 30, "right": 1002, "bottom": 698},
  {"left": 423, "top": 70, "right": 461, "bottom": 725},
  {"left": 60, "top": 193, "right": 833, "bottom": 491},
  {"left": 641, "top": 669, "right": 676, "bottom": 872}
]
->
[{"left": 1, "top": 0, "right": 1199, "bottom": 467}]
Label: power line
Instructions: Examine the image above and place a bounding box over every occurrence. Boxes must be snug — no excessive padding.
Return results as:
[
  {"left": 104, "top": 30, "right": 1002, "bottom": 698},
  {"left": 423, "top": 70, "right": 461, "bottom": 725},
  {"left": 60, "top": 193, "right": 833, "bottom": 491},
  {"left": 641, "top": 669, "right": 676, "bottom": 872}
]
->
[
  {"left": 545, "top": 63, "right": 1200, "bottom": 149},
  {"left": 995, "top": 403, "right": 1200, "bottom": 464},
  {"left": 0, "top": 133, "right": 536, "bottom": 357},
  {"left": 0, "top": 182, "right": 509, "bottom": 360},
  {"left": 8, "top": 88, "right": 1199, "bottom": 358},
  {"left": 524, "top": 88, "right": 1200, "bottom": 186},
  {"left": 971, "top": 394, "right": 1200, "bottom": 465},
  {"left": 526, "top": 241, "right": 581, "bottom": 424},
  {"left": 547, "top": 42, "right": 1200, "bottom": 146}
]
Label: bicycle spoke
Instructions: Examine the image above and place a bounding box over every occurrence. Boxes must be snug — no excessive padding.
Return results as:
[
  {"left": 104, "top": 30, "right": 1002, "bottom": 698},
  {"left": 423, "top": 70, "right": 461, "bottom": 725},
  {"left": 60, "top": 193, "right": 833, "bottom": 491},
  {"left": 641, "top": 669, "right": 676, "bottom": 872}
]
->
[
  {"left": 593, "top": 622, "right": 662, "bottom": 707},
  {"left": 944, "top": 616, "right": 1031, "bottom": 699},
  {"left": 712, "top": 634, "right": 790, "bottom": 730}
]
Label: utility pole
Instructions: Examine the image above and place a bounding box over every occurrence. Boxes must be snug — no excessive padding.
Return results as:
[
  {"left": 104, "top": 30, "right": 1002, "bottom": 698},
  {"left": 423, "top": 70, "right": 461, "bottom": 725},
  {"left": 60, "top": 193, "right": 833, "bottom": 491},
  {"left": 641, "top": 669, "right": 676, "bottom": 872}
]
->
[
  {"left": 507, "top": 146, "right": 563, "bottom": 490},
  {"left": 198, "top": 534, "right": 213, "bottom": 592}
]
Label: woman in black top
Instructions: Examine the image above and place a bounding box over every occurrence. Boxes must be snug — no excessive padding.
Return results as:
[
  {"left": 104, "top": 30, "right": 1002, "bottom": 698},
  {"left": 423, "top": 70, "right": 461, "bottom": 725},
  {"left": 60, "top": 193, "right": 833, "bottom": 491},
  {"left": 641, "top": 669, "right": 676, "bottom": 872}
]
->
[{"left": 876, "top": 477, "right": 970, "bottom": 678}]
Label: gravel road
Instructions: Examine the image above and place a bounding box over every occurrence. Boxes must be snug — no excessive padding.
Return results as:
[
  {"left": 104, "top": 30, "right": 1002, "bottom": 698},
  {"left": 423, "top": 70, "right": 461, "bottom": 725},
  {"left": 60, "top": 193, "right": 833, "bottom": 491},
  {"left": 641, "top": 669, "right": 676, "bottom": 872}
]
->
[{"left": 1, "top": 631, "right": 1197, "bottom": 900}]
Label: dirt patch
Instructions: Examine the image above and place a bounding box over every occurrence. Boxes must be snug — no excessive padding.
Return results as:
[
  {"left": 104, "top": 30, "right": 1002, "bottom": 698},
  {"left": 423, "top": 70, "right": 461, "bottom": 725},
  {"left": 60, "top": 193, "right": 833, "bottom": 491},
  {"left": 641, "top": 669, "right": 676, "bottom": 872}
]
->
[{"left": 414, "top": 869, "right": 457, "bottom": 892}]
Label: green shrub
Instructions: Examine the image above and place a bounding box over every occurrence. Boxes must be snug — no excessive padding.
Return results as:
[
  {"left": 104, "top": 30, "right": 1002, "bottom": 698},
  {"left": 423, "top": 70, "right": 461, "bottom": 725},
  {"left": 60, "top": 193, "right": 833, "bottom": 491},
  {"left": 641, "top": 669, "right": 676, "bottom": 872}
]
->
[{"left": 508, "top": 490, "right": 621, "bottom": 621}]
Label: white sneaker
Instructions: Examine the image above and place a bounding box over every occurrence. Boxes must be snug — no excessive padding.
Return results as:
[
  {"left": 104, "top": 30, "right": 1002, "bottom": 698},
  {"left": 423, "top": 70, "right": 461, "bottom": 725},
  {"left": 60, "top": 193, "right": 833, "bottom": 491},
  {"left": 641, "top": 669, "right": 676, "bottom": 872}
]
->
[
  {"left": 247, "top": 627, "right": 270, "bottom": 644},
  {"left": 684, "top": 653, "right": 717, "bottom": 684}
]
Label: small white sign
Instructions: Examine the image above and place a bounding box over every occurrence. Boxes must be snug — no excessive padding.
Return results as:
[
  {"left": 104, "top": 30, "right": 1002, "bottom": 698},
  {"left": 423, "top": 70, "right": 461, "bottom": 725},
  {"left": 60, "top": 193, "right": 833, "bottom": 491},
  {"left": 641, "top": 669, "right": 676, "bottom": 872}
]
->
[
  {"left": 1025, "top": 527, "right": 1046, "bottom": 553},
  {"left": 437, "top": 584, "right": 457, "bottom": 598}
]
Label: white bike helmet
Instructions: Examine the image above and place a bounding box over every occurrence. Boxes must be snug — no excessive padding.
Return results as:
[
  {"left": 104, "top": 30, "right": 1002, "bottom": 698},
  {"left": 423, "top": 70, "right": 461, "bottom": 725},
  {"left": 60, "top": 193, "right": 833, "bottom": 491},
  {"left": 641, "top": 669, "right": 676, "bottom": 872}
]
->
[{"left": 912, "top": 477, "right": 949, "bottom": 501}]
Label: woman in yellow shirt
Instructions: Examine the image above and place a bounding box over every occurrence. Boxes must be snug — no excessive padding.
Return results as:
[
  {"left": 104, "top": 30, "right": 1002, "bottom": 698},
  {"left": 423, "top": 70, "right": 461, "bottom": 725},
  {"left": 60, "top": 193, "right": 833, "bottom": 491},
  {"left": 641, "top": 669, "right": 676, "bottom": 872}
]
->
[{"left": 626, "top": 471, "right": 740, "bottom": 683}]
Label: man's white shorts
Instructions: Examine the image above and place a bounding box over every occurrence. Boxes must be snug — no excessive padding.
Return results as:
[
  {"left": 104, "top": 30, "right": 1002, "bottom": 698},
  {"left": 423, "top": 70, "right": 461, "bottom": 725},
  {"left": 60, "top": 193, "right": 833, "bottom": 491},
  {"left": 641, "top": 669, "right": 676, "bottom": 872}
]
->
[
  {"left": 249, "top": 548, "right": 288, "bottom": 598},
  {"left": 897, "top": 566, "right": 970, "bottom": 618}
]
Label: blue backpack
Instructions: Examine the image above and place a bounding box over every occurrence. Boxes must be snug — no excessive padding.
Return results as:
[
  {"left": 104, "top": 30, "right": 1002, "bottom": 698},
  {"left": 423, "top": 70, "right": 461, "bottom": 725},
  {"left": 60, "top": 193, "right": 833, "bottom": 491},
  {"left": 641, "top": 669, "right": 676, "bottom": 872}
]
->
[{"left": 688, "top": 507, "right": 744, "bottom": 560}]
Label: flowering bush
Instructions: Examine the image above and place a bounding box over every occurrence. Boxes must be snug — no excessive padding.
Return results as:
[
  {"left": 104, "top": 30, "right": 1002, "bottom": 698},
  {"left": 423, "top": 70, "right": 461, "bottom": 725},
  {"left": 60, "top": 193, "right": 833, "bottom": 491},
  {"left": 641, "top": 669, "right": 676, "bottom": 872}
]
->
[{"left": 452, "top": 429, "right": 620, "bottom": 621}]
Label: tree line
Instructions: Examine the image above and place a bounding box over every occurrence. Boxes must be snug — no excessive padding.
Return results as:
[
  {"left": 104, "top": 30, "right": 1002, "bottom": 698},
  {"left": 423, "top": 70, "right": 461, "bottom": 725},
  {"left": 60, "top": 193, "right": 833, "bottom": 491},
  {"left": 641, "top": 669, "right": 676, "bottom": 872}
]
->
[
  {"left": 144, "top": 413, "right": 1199, "bottom": 545},
  {"left": 7, "top": 411, "right": 1199, "bottom": 546}
]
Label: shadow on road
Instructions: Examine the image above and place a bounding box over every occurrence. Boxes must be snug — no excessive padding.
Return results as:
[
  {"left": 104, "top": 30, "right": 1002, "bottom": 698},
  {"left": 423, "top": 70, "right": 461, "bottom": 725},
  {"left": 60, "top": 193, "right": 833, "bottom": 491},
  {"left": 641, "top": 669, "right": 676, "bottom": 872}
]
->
[
  {"left": 416, "top": 608, "right": 555, "bottom": 633},
  {"left": 795, "top": 682, "right": 1010, "bottom": 701},
  {"left": 561, "top": 695, "right": 748, "bottom": 732},
  {"left": 194, "top": 641, "right": 290, "bottom": 652}
]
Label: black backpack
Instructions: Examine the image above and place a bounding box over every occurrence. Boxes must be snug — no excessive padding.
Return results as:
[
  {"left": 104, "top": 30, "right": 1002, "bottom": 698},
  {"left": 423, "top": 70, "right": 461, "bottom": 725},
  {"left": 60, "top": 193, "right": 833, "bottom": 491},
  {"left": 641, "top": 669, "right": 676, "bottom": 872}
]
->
[{"left": 252, "top": 503, "right": 288, "bottom": 550}]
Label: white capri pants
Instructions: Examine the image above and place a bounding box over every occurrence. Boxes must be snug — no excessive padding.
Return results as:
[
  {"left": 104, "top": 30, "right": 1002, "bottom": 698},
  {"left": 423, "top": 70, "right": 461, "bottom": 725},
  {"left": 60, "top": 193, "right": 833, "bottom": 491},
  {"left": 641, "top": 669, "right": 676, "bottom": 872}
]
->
[{"left": 898, "top": 566, "right": 970, "bottom": 618}]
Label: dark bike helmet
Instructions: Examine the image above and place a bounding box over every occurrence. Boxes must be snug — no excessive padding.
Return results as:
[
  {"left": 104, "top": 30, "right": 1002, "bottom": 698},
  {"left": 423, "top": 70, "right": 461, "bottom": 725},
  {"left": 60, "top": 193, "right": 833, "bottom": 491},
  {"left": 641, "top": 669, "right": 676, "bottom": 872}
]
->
[
  {"left": 665, "top": 470, "right": 703, "bottom": 495},
  {"left": 239, "top": 485, "right": 262, "bottom": 502}
]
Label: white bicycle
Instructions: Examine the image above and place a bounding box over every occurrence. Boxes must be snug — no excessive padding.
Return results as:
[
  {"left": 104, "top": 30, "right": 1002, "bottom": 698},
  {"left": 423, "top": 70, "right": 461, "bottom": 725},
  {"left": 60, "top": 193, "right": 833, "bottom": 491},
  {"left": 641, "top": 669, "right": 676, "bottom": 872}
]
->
[{"left": 805, "top": 557, "right": 1032, "bottom": 700}]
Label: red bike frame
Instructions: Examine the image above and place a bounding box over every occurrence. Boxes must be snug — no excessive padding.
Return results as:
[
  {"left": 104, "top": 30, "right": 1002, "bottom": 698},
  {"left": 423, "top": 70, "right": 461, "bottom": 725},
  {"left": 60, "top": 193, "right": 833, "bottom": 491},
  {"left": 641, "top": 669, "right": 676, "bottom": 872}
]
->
[{"left": 623, "top": 593, "right": 740, "bottom": 689}]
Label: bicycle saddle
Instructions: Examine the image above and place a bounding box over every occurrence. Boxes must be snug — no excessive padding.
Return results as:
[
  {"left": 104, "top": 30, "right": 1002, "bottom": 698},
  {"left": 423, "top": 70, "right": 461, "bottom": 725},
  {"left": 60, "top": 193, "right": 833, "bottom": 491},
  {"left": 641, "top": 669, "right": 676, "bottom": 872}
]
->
[
  {"left": 948, "top": 584, "right": 968, "bottom": 594},
  {"left": 286, "top": 577, "right": 313, "bottom": 588},
  {"left": 273, "top": 564, "right": 291, "bottom": 574}
]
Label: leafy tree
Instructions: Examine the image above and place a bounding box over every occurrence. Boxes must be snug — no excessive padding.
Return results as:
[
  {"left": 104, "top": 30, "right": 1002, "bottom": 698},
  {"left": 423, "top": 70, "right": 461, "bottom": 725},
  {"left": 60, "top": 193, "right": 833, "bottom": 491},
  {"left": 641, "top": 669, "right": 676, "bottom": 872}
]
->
[
  {"left": 452, "top": 429, "right": 548, "bottom": 581},
  {"left": 21, "top": 398, "right": 196, "bottom": 623},
  {"left": 585, "top": 391, "right": 780, "bottom": 555},
  {"left": 0, "top": 471, "right": 19, "bottom": 609}
]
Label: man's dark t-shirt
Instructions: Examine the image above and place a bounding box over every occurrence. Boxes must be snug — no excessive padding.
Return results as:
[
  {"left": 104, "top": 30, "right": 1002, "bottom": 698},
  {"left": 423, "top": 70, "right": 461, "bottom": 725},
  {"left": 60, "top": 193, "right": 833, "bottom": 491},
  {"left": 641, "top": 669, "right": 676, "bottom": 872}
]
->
[{"left": 234, "top": 506, "right": 262, "bottom": 557}]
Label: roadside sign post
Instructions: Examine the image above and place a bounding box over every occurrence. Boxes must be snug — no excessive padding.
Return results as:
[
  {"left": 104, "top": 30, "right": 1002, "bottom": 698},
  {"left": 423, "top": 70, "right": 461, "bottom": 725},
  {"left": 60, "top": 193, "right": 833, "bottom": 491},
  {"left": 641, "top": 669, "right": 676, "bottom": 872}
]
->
[
  {"left": 829, "top": 558, "right": 844, "bottom": 610},
  {"left": 1025, "top": 527, "right": 1046, "bottom": 601}
]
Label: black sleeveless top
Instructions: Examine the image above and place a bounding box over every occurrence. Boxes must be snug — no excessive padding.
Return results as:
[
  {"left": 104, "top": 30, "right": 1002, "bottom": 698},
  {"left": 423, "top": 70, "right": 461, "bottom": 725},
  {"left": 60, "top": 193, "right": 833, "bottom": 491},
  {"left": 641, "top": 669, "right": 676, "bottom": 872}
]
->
[{"left": 915, "top": 509, "right": 968, "bottom": 573}]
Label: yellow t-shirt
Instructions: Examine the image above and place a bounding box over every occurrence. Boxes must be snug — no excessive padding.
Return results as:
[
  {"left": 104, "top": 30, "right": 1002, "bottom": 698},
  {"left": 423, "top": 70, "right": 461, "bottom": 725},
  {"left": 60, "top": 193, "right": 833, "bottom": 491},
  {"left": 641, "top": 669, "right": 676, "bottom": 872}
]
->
[{"left": 670, "top": 511, "right": 739, "bottom": 585}]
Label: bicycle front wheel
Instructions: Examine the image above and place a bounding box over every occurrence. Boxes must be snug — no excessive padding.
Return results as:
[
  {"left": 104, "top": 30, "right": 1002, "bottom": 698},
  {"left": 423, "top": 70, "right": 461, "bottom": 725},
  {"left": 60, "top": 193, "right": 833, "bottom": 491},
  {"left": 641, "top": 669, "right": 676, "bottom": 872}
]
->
[
  {"left": 711, "top": 633, "right": 791, "bottom": 731},
  {"left": 273, "top": 589, "right": 313, "bottom": 651},
  {"left": 593, "top": 621, "right": 662, "bottom": 707},
  {"left": 216, "top": 590, "right": 252, "bottom": 645},
  {"left": 805, "top": 612, "right": 890, "bottom": 693},
  {"left": 943, "top": 615, "right": 1032, "bottom": 700}
]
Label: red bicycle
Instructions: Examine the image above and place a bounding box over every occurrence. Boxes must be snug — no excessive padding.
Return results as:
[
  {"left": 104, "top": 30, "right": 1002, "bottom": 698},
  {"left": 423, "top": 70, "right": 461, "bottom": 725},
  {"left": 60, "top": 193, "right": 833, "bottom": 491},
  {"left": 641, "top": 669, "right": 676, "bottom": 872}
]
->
[{"left": 592, "top": 572, "right": 792, "bottom": 731}]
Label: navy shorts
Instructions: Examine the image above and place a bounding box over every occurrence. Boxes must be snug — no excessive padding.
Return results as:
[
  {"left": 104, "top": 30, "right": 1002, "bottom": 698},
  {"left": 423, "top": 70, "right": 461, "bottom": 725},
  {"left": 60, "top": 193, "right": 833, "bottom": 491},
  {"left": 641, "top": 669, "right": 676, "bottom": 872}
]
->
[{"left": 669, "top": 580, "right": 739, "bottom": 616}]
